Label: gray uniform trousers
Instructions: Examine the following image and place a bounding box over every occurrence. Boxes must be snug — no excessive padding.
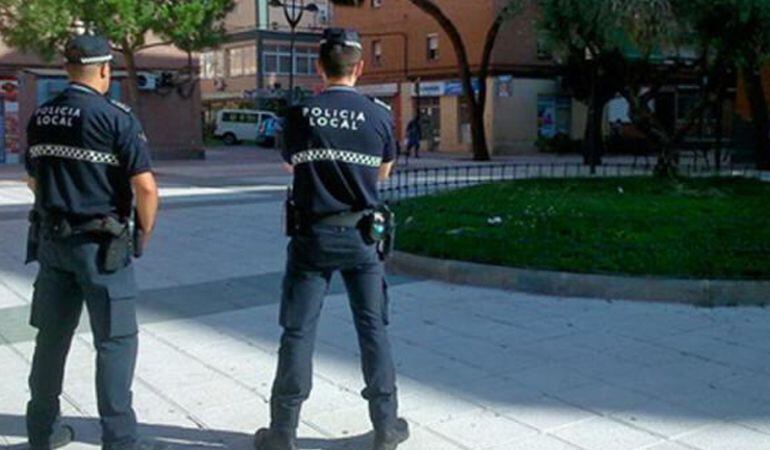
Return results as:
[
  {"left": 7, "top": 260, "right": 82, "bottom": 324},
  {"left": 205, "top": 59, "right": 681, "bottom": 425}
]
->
[
  {"left": 270, "top": 223, "right": 399, "bottom": 435},
  {"left": 27, "top": 233, "right": 138, "bottom": 450}
]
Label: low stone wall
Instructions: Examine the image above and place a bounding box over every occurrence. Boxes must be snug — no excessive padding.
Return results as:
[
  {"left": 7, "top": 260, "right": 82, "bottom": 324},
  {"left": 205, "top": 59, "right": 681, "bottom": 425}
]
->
[{"left": 388, "top": 251, "right": 770, "bottom": 307}]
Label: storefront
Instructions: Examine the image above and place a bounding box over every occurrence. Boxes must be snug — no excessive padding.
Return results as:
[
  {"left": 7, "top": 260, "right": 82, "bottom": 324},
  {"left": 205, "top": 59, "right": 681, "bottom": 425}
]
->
[
  {"left": 537, "top": 95, "right": 572, "bottom": 138},
  {"left": 0, "top": 78, "right": 19, "bottom": 164},
  {"left": 358, "top": 75, "right": 572, "bottom": 155}
]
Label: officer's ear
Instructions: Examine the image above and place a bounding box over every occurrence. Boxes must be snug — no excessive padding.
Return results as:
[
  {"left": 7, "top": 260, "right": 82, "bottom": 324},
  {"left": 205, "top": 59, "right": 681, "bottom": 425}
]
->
[
  {"left": 315, "top": 59, "right": 327, "bottom": 81},
  {"left": 352, "top": 59, "right": 365, "bottom": 80},
  {"left": 99, "top": 63, "right": 110, "bottom": 79}
]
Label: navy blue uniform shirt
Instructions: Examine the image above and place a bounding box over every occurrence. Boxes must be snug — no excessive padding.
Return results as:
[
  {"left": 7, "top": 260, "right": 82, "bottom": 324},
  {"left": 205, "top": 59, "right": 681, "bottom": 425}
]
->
[
  {"left": 25, "top": 83, "right": 152, "bottom": 220},
  {"left": 282, "top": 86, "right": 395, "bottom": 217}
]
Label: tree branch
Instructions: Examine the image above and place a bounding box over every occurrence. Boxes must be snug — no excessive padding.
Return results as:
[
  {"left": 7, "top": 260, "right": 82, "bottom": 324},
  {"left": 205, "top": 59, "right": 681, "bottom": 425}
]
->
[
  {"left": 478, "top": 2, "right": 521, "bottom": 112},
  {"left": 408, "top": 0, "right": 476, "bottom": 108},
  {"left": 135, "top": 40, "right": 175, "bottom": 52}
]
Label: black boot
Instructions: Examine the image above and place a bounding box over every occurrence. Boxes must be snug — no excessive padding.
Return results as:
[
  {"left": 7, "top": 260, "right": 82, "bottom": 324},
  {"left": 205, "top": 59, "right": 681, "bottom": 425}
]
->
[
  {"left": 253, "top": 428, "right": 297, "bottom": 450},
  {"left": 29, "top": 424, "right": 74, "bottom": 450},
  {"left": 373, "top": 418, "right": 409, "bottom": 450}
]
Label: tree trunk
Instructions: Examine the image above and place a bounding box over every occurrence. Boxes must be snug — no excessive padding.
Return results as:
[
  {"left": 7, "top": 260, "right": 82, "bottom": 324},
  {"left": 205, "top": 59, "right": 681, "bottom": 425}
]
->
[
  {"left": 583, "top": 90, "right": 604, "bottom": 172},
  {"left": 623, "top": 90, "right": 679, "bottom": 177},
  {"left": 714, "top": 95, "right": 725, "bottom": 172},
  {"left": 408, "top": 0, "right": 490, "bottom": 161},
  {"left": 122, "top": 48, "right": 141, "bottom": 112},
  {"left": 472, "top": 4, "right": 516, "bottom": 162},
  {"left": 745, "top": 68, "right": 770, "bottom": 170},
  {"left": 654, "top": 144, "right": 678, "bottom": 177},
  {"left": 469, "top": 104, "right": 489, "bottom": 161}
]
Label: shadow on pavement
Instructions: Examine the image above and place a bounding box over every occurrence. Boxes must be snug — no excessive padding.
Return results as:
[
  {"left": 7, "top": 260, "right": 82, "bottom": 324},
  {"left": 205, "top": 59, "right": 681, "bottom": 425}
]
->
[{"left": 0, "top": 414, "right": 373, "bottom": 450}]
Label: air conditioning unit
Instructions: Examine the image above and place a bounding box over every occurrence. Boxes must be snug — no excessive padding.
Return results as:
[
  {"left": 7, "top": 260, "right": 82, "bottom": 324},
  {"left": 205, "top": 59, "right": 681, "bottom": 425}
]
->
[
  {"left": 317, "top": 8, "right": 329, "bottom": 24},
  {"left": 137, "top": 72, "right": 158, "bottom": 91}
]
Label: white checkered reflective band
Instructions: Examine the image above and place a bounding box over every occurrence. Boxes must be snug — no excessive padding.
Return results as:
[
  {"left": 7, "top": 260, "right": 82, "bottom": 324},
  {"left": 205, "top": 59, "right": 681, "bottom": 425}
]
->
[
  {"left": 79, "top": 55, "right": 113, "bottom": 64},
  {"left": 291, "top": 148, "right": 382, "bottom": 167},
  {"left": 320, "top": 39, "right": 363, "bottom": 50},
  {"left": 29, "top": 145, "right": 120, "bottom": 166}
]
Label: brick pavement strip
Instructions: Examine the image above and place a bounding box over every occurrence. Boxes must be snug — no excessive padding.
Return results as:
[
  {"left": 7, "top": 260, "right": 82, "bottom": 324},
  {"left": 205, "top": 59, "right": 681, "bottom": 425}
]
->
[{"left": 1, "top": 175, "right": 770, "bottom": 449}]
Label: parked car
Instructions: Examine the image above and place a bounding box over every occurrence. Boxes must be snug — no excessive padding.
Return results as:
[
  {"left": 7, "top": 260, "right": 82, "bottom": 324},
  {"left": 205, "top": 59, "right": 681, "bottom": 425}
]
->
[
  {"left": 256, "top": 116, "right": 284, "bottom": 148},
  {"left": 214, "top": 109, "right": 277, "bottom": 145}
]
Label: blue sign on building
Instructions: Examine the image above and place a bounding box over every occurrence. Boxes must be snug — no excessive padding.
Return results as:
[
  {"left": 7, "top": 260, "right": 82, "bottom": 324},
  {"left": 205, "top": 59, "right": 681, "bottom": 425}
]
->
[
  {"left": 0, "top": 99, "right": 5, "bottom": 164},
  {"left": 444, "top": 78, "right": 481, "bottom": 96}
]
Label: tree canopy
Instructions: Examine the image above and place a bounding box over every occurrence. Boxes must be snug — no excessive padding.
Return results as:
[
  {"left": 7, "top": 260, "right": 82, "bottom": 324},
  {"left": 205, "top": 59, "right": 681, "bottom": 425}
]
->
[{"left": 0, "top": 0, "right": 234, "bottom": 105}]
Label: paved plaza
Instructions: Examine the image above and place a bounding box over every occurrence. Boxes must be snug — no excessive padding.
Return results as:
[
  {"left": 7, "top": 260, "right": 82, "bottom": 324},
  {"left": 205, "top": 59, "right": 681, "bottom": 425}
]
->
[{"left": 1, "top": 149, "right": 770, "bottom": 449}]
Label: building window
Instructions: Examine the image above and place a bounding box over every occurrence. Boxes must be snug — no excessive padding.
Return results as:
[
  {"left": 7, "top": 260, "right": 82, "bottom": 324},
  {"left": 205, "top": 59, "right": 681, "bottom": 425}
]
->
[
  {"left": 427, "top": 34, "right": 439, "bottom": 61},
  {"left": 295, "top": 46, "right": 318, "bottom": 75},
  {"left": 264, "top": 45, "right": 290, "bottom": 74},
  {"left": 372, "top": 0, "right": 383, "bottom": 7},
  {"left": 201, "top": 52, "right": 215, "bottom": 79},
  {"left": 243, "top": 46, "right": 257, "bottom": 75},
  {"left": 215, "top": 51, "right": 225, "bottom": 78},
  {"left": 458, "top": 97, "right": 472, "bottom": 144},
  {"left": 226, "top": 46, "right": 258, "bottom": 77},
  {"left": 536, "top": 37, "right": 552, "bottom": 60},
  {"left": 372, "top": 40, "right": 382, "bottom": 66},
  {"left": 229, "top": 47, "right": 244, "bottom": 77},
  {"left": 263, "top": 44, "right": 318, "bottom": 75},
  {"left": 200, "top": 50, "right": 226, "bottom": 79}
]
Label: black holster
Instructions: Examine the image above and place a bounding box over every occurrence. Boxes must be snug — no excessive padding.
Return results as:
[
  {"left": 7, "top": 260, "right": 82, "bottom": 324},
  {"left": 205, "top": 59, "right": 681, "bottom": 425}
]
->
[
  {"left": 131, "top": 208, "right": 144, "bottom": 258},
  {"left": 42, "top": 214, "right": 131, "bottom": 273},
  {"left": 379, "top": 205, "right": 397, "bottom": 261},
  {"left": 359, "top": 205, "right": 396, "bottom": 261},
  {"left": 25, "top": 210, "right": 41, "bottom": 264},
  {"left": 80, "top": 217, "right": 131, "bottom": 273},
  {"left": 101, "top": 226, "right": 131, "bottom": 273}
]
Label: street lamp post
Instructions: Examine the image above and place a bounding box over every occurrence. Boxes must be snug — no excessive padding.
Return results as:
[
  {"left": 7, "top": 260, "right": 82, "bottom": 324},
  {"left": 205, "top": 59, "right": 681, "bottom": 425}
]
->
[{"left": 269, "top": 0, "right": 318, "bottom": 104}]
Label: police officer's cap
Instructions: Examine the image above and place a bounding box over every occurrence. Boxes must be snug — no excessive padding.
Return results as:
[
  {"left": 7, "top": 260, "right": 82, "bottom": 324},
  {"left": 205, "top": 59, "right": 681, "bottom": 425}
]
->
[
  {"left": 320, "top": 28, "right": 362, "bottom": 51},
  {"left": 65, "top": 35, "right": 114, "bottom": 65}
]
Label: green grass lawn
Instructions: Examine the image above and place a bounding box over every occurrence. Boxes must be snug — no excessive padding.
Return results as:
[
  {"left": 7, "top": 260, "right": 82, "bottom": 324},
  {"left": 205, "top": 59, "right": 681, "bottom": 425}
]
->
[{"left": 393, "top": 177, "right": 770, "bottom": 280}]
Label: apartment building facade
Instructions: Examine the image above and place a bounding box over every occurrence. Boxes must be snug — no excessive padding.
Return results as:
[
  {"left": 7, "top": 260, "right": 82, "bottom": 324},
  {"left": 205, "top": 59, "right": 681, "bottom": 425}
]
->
[
  {"left": 333, "top": 0, "right": 572, "bottom": 154},
  {"left": 199, "top": 0, "right": 331, "bottom": 114}
]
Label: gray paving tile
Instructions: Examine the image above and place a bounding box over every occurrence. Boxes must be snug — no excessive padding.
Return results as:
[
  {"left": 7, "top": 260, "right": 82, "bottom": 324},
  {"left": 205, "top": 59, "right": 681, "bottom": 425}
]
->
[
  {"left": 552, "top": 417, "right": 663, "bottom": 449},
  {"left": 676, "top": 422, "right": 770, "bottom": 450},
  {"left": 426, "top": 409, "right": 537, "bottom": 449}
]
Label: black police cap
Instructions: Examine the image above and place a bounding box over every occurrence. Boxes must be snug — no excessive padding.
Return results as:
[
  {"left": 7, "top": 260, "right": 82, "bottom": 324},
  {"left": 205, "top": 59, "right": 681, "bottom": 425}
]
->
[
  {"left": 320, "top": 28, "right": 362, "bottom": 51},
  {"left": 65, "top": 35, "right": 114, "bottom": 65}
]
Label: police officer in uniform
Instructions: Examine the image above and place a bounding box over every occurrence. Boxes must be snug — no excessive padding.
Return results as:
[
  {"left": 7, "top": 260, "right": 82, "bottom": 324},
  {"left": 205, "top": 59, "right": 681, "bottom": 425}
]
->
[
  {"left": 23, "top": 35, "right": 159, "bottom": 450},
  {"left": 253, "top": 28, "right": 409, "bottom": 450}
]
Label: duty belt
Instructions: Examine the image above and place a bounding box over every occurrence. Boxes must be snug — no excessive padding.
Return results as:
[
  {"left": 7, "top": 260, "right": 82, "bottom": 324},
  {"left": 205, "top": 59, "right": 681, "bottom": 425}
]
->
[
  {"left": 315, "top": 210, "right": 371, "bottom": 228},
  {"left": 41, "top": 214, "right": 126, "bottom": 239}
]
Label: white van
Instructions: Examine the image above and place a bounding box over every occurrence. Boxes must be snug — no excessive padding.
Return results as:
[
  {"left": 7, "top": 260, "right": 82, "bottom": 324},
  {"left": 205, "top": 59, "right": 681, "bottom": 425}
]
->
[{"left": 214, "top": 109, "right": 277, "bottom": 145}]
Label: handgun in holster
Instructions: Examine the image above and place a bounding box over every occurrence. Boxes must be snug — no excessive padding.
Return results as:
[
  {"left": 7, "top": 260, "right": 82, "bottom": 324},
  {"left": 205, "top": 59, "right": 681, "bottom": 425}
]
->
[{"left": 358, "top": 204, "right": 396, "bottom": 260}]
